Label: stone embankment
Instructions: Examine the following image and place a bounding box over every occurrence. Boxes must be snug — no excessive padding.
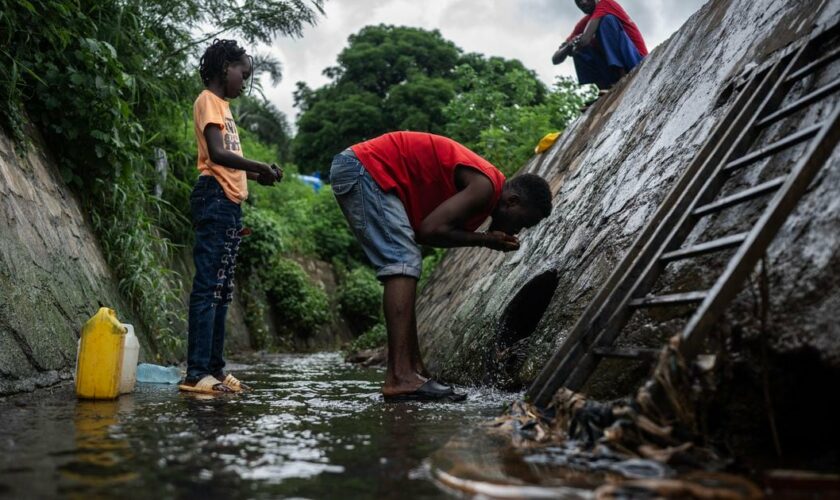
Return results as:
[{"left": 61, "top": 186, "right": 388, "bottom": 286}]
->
[
  {"left": 418, "top": 0, "right": 840, "bottom": 456},
  {"left": 0, "top": 131, "right": 143, "bottom": 394}
]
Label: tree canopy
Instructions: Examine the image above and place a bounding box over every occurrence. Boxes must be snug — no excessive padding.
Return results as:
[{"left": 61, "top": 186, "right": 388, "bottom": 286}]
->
[
  {"left": 292, "top": 24, "right": 592, "bottom": 178},
  {"left": 292, "top": 25, "right": 462, "bottom": 175},
  {"left": 444, "top": 65, "right": 591, "bottom": 176},
  {"left": 233, "top": 96, "right": 294, "bottom": 164}
]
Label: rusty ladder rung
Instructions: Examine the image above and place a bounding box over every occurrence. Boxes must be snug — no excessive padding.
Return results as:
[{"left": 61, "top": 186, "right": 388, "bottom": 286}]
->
[
  {"left": 660, "top": 233, "right": 748, "bottom": 263},
  {"left": 724, "top": 123, "right": 823, "bottom": 171},
  {"left": 629, "top": 291, "right": 708, "bottom": 308},
  {"left": 756, "top": 78, "right": 840, "bottom": 128},
  {"left": 693, "top": 176, "right": 786, "bottom": 217}
]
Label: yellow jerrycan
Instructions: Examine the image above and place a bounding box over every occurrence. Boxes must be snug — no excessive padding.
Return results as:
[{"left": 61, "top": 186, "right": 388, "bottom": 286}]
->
[{"left": 75, "top": 307, "right": 127, "bottom": 400}]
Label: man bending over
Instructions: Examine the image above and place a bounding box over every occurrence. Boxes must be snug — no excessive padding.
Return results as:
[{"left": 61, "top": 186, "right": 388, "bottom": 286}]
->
[{"left": 330, "top": 132, "right": 552, "bottom": 402}]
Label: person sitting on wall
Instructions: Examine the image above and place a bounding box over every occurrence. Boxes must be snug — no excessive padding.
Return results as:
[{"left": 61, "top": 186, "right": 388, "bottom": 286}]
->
[
  {"left": 330, "top": 132, "right": 552, "bottom": 402},
  {"left": 552, "top": 0, "right": 648, "bottom": 92}
]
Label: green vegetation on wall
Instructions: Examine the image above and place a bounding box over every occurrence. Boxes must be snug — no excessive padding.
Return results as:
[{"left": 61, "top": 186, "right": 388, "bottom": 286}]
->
[
  {"left": 264, "top": 256, "right": 332, "bottom": 338},
  {"left": 238, "top": 198, "right": 350, "bottom": 347},
  {"left": 0, "top": 0, "right": 323, "bottom": 357},
  {"left": 347, "top": 323, "right": 387, "bottom": 354}
]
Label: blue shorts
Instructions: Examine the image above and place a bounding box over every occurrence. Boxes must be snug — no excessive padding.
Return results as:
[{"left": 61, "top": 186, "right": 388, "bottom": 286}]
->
[{"left": 330, "top": 151, "right": 422, "bottom": 281}]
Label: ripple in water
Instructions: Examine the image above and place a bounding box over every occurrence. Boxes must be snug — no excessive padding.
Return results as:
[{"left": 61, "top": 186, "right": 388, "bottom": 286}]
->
[{"left": 0, "top": 352, "right": 515, "bottom": 499}]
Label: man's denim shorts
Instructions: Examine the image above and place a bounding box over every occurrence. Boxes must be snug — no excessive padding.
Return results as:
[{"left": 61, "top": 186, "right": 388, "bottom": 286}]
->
[{"left": 330, "top": 150, "right": 422, "bottom": 281}]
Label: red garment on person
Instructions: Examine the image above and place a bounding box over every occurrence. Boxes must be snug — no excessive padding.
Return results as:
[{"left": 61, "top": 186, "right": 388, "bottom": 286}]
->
[
  {"left": 567, "top": 0, "right": 648, "bottom": 56},
  {"left": 351, "top": 132, "right": 505, "bottom": 232}
]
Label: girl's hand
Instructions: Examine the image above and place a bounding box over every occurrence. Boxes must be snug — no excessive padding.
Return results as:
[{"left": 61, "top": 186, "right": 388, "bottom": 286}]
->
[
  {"left": 256, "top": 165, "right": 277, "bottom": 186},
  {"left": 270, "top": 164, "right": 284, "bottom": 183}
]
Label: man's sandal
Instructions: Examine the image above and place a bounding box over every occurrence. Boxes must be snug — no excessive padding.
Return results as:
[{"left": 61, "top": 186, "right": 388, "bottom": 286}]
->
[
  {"left": 219, "top": 373, "right": 251, "bottom": 393},
  {"left": 383, "top": 380, "right": 466, "bottom": 403},
  {"left": 178, "top": 375, "right": 233, "bottom": 395}
]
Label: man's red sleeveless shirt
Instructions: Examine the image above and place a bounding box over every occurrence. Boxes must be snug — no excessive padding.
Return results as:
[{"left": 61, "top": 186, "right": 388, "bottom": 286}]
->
[{"left": 351, "top": 132, "right": 505, "bottom": 232}]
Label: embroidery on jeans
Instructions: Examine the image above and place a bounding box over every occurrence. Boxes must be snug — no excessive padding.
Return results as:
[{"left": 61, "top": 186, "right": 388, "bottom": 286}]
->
[{"left": 217, "top": 225, "right": 243, "bottom": 305}]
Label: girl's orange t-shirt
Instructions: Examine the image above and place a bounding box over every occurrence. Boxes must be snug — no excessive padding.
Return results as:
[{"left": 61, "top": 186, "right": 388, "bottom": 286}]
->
[{"left": 193, "top": 90, "right": 248, "bottom": 203}]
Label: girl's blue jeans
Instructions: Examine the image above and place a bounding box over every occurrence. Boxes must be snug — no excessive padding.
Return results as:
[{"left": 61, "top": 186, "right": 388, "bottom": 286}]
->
[{"left": 186, "top": 176, "right": 243, "bottom": 383}]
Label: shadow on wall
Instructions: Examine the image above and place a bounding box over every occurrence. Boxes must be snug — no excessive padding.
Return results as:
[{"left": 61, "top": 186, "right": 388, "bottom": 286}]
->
[{"left": 486, "top": 271, "right": 560, "bottom": 390}]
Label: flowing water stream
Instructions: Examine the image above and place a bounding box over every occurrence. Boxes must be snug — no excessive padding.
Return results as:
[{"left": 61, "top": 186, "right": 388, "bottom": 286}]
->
[
  {"left": 0, "top": 352, "right": 780, "bottom": 499},
  {"left": 0, "top": 353, "right": 524, "bottom": 499}
]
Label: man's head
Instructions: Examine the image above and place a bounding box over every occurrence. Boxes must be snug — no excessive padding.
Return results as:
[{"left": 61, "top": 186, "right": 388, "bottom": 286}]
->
[
  {"left": 490, "top": 174, "right": 552, "bottom": 235},
  {"left": 575, "top": 0, "right": 597, "bottom": 15}
]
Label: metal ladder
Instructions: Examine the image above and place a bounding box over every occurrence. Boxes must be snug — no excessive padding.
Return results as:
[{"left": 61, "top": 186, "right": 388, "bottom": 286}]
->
[{"left": 528, "top": 20, "right": 840, "bottom": 407}]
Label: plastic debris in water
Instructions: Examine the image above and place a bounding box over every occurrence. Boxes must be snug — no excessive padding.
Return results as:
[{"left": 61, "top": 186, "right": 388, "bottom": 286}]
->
[{"left": 136, "top": 363, "right": 182, "bottom": 385}]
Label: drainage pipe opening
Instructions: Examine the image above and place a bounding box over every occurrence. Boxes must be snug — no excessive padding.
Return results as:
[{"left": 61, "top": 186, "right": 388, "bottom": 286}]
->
[{"left": 488, "top": 271, "right": 561, "bottom": 389}]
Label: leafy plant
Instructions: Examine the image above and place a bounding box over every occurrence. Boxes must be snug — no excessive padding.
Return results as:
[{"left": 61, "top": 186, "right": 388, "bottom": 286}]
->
[
  {"left": 233, "top": 96, "right": 293, "bottom": 164},
  {"left": 347, "top": 323, "right": 387, "bottom": 353},
  {"left": 337, "top": 266, "right": 382, "bottom": 335},
  {"left": 445, "top": 71, "right": 595, "bottom": 176},
  {"left": 310, "top": 187, "right": 363, "bottom": 265},
  {"left": 91, "top": 177, "right": 185, "bottom": 355},
  {"left": 264, "top": 256, "right": 331, "bottom": 338},
  {"left": 239, "top": 275, "right": 281, "bottom": 351},
  {"left": 239, "top": 208, "right": 286, "bottom": 269}
]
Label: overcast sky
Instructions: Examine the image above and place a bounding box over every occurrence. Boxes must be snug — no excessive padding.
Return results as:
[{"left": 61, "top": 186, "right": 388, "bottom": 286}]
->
[{"left": 257, "top": 0, "right": 709, "bottom": 125}]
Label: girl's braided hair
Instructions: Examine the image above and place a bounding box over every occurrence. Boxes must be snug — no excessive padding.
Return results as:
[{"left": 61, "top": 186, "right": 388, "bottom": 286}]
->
[{"left": 199, "top": 39, "right": 248, "bottom": 87}]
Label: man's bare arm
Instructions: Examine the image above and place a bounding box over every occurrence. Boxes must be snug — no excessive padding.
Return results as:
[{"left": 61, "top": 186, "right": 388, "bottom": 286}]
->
[
  {"left": 415, "top": 168, "right": 519, "bottom": 252},
  {"left": 576, "top": 17, "right": 602, "bottom": 49},
  {"left": 552, "top": 41, "right": 575, "bottom": 65}
]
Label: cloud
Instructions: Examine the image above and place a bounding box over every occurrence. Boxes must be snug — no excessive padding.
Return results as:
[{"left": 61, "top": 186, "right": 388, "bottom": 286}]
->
[{"left": 259, "top": 0, "right": 708, "bottom": 126}]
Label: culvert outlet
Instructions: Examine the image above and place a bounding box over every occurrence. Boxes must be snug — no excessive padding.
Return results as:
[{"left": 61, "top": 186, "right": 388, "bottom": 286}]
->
[{"left": 487, "top": 271, "right": 561, "bottom": 389}]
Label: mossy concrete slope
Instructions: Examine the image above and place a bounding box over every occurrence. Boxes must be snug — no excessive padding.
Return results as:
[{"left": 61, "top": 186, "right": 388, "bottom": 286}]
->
[
  {"left": 417, "top": 0, "right": 840, "bottom": 401},
  {"left": 0, "top": 130, "right": 147, "bottom": 395}
]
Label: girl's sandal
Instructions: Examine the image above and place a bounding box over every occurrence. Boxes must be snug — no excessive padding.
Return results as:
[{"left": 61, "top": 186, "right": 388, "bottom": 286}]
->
[
  {"left": 220, "top": 373, "right": 251, "bottom": 393},
  {"left": 178, "top": 375, "right": 233, "bottom": 395}
]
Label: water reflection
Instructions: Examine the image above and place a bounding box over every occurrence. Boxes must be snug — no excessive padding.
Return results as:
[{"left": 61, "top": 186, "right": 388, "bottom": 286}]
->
[
  {"left": 0, "top": 353, "right": 512, "bottom": 499},
  {"left": 59, "top": 399, "right": 138, "bottom": 496}
]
